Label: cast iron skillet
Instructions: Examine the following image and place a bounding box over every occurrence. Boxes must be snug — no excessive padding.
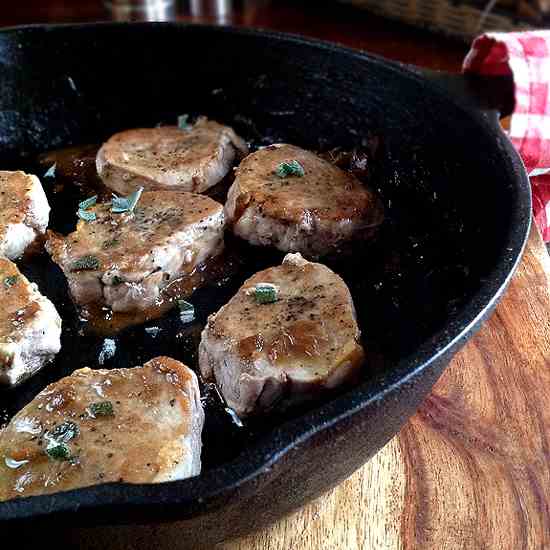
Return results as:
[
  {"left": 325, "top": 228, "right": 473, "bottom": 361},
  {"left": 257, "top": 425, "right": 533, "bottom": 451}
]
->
[{"left": 0, "top": 23, "right": 530, "bottom": 545}]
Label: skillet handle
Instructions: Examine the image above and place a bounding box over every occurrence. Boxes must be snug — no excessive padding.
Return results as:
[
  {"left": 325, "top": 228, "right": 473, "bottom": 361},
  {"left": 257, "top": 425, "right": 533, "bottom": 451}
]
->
[{"left": 416, "top": 68, "right": 515, "bottom": 121}]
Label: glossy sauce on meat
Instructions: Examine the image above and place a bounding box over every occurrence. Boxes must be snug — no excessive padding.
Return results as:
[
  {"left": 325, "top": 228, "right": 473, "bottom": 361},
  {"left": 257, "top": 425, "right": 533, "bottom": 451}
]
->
[
  {"left": 0, "top": 135, "right": 475, "bottom": 473},
  {"left": 80, "top": 253, "right": 236, "bottom": 335},
  {"left": 0, "top": 357, "right": 202, "bottom": 499}
]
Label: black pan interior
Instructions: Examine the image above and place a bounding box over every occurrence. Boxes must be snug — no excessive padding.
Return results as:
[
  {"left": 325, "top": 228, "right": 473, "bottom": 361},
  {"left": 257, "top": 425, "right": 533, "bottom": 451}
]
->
[{"left": 0, "top": 25, "right": 527, "bottom": 483}]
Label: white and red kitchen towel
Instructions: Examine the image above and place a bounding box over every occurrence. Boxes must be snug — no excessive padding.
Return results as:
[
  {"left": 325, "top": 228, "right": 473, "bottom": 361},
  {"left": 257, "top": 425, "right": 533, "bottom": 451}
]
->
[{"left": 463, "top": 31, "right": 550, "bottom": 242}]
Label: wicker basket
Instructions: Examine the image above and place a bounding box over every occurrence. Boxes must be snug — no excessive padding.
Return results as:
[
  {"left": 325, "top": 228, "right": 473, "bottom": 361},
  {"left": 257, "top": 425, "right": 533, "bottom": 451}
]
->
[{"left": 338, "top": 0, "right": 537, "bottom": 41}]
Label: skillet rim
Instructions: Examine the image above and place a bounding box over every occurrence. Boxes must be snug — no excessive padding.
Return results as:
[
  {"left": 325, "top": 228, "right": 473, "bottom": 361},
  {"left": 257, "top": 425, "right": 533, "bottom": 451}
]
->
[{"left": 0, "top": 22, "right": 531, "bottom": 523}]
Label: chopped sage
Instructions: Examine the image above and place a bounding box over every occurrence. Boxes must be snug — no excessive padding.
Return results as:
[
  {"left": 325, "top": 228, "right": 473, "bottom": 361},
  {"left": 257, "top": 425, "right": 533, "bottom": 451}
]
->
[
  {"left": 70, "top": 255, "right": 100, "bottom": 272},
  {"left": 79, "top": 195, "right": 97, "bottom": 210},
  {"left": 111, "top": 187, "right": 144, "bottom": 214},
  {"left": 111, "top": 275, "right": 124, "bottom": 286},
  {"left": 275, "top": 160, "right": 305, "bottom": 178},
  {"left": 253, "top": 283, "right": 279, "bottom": 304},
  {"left": 178, "top": 300, "right": 195, "bottom": 324},
  {"left": 111, "top": 196, "right": 128, "bottom": 213},
  {"left": 50, "top": 421, "right": 79, "bottom": 443},
  {"left": 77, "top": 209, "right": 96, "bottom": 222},
  {"left": 44, "top": 163, "right": 56, "bottom": 178},
  {"left": 88, "top": 401, "right": 114, "bottom": 418},
  {"left": 177, "top": 114, "right": 190, "bottom": 130},
  {"left": 77, "top": 195, "right": 97, "bottom": 222},
  {"left": 3, "top": 275, "right": 18, "bottom": 288},
  {"left": 46, "top": 442, "right": 71, "bottom": 461},
  {"left": 102, "top": 238, "right": 119, "bottom": 249},
  {"left": 77, "top": 195, "right": 98, "bottom": 222}
]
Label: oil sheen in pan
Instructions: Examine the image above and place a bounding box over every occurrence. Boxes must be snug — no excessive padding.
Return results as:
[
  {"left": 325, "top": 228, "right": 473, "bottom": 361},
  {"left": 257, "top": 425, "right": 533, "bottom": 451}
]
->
[{"left": 0, "top": 137, "right": 474, "bottom": 471}]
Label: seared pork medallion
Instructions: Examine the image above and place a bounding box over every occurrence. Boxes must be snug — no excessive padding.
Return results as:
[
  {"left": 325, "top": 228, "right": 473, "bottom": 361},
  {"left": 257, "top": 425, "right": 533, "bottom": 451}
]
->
[
  {"left": 0, "top": 258, "right": 61, "bottom": 386},
  {"left": 0, "top": 109, "right": 383, "bottom": 503},
  {"left": 46, "top": 190, "right": 225, "bottom": 312},
  {"left": 97, "top": 117, "right": 248, "bottom": 195},
  {"left": 199, "top": 253, "right": 365, "bottom": 417},
  {"left": 225, "top": 144, "right": 383, "bottom": 258},
  {"left": 0, "top": 356, "right": 204, "bottom": 500},
  {"left": 0, "top": 171, "right": 50, "bottom": 260}
]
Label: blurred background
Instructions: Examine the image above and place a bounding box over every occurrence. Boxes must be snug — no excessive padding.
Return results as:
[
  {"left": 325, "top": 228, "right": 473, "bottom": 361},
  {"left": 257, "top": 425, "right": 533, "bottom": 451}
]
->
[
  {"left": 0, "top": 0, "right": 472, "bottom": 71},
  {"left": 2, "top": 1, "right": 549, "bottom": 40}
]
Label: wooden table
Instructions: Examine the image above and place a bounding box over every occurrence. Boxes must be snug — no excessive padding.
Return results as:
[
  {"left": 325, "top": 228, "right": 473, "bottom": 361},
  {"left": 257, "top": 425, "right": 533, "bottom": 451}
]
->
[
  {"left": 223, "top": 224, "right": 550, "bottom": 550},
  {"left": 3, "top": 2, "right": 550, "bottom": 548}
]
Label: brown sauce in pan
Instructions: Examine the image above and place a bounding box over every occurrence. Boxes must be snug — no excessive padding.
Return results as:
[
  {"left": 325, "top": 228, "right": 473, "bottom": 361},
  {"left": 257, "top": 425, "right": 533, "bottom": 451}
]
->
[
  {"left": 0, "top": 134, "right": 474, "bottom": 474},
  {"left": 37, "top": 144, "right": 241, "bottom": 336},
  {"left": 80, "top": 252, "right": 237, "bottom": 336}
]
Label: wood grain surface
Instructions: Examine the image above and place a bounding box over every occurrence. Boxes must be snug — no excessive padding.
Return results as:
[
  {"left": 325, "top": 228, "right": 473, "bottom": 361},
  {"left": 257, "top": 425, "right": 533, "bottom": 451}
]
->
[
  {"left": 59, "top": 224, "right": 549, "bottom": 550},
  {"left": 57, "top": 222, "right": 549, "bottom": 550},
  {"left": 0, "top": 0, "right": 467, "bottom": 70},
  {"left": 220, "top": 223, "right": 550, "bottom": 550}
]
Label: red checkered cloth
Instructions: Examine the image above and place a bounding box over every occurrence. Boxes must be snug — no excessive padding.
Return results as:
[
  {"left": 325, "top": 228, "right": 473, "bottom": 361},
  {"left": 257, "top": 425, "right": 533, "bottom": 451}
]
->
[{"left": 463, "top": 31, "right": 550, "bottom": 242}]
